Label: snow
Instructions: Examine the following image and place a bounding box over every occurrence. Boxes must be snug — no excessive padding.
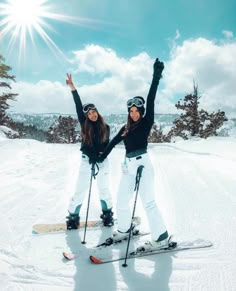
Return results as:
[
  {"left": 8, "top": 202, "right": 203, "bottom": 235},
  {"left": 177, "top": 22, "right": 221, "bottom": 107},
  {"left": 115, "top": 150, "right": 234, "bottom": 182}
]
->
[
  {"left": 0, "top": 137, "right": 236, "bottom": 291},
  {"left": 0, "top": 126, "right": 19, "bottom": 140}
]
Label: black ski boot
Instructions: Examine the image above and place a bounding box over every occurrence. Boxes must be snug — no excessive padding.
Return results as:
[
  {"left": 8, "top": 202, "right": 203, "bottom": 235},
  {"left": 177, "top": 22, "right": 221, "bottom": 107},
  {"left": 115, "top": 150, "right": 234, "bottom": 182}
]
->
[
  {"left": 66, "top": 213, "right": 80, "bottom": 230},
  {"left": 100, "top": 209, "right": 114, "bottom": 227}
]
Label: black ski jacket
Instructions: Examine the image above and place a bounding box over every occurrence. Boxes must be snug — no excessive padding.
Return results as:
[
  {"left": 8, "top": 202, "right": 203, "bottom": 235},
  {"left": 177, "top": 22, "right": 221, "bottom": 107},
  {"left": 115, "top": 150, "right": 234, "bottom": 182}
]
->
[
  {"left": 100, "top": 77, "right": 159, "bottom": 159},
  {"left": 72, "top": 90, "right": 110, "bottom": 160}
]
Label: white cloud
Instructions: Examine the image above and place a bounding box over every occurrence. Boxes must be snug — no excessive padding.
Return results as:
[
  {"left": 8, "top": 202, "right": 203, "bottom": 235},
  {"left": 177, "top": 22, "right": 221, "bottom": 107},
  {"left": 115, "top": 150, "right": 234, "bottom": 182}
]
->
[
  {"left": 8, "top": 39, "right": 236, "bottom": 117},
  {"left": 68, "top": 46, "right": 188, "bottom": 115},
  {"left": 9, "top": 47, "right": 156, "bottom": 114},
  {"left": 71, "top": 45, "right": 153, "bottom": 81},
  {"left": 222, "top": 30, "right": 234, "bottom": 38},
  {"left": 71, "top": 47, "right": 154, "bottom": 114},
  {"left": 9, "top": 80, "right": 76, "bottom": 114},
  {"left": 163, "top": 37, "right": 236, "bottom": 116}
]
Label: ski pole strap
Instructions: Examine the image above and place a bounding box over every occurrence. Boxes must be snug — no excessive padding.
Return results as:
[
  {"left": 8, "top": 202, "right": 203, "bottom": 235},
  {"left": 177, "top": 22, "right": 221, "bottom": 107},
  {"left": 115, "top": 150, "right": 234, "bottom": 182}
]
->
[
  {"left": 91, "top": 162, "right": 99, "bottom": 179},
  {"left": 134, "top": 165, "right": 144, "bottom": 191}
]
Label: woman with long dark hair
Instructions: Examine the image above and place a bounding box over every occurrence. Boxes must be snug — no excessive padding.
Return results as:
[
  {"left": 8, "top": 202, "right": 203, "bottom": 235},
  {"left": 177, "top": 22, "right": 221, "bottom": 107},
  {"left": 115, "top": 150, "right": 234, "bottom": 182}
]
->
[
  {"left": 98, "top": 59, "right": 169, "bottom": 251},
  {"left": 65, "top": 74, "right": 113, "bottom": 229}
]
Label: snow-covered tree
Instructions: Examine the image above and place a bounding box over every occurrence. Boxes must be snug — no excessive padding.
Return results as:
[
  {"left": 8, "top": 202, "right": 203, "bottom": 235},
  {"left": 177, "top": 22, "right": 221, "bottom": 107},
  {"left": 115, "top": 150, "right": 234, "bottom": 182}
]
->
[
  {"left": 171, "top": 83, "right": 227, "bottom": 139},
  {"left": 199, "top": 110, "right": 228, "bottom": 138},
  {"left": 46, "top": 115, "right": 80, "bottom": 143},
  {"left": 7, "top": 119, "right": 47, "bottom": 141},
  {"left": 0, "top": 125, "right": 19, "bottom": 139},
  {"left": 148, "top": 123, "right": 172, "bottom": 143},
  {"left": 0, "top": 55, "right": 18, "bottom": 125}
]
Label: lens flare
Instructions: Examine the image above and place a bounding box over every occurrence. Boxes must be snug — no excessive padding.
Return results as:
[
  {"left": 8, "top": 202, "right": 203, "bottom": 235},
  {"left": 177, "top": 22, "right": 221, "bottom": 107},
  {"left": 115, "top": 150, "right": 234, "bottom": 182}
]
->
[{"left": 0, "top": 0, "right": 98, "bottom": 61}]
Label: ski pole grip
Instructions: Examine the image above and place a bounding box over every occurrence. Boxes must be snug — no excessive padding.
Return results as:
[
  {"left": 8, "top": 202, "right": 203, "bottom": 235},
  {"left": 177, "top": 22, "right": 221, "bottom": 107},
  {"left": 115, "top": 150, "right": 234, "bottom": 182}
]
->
[
  {"left": 134, "top": 165, "right": 144, "bottom": 190},
  {"left": 91, "top": 163, "right": 96, "bottom": 177},
  {"left": 137, "top": 165, "right": 144, "bottom": 177}
]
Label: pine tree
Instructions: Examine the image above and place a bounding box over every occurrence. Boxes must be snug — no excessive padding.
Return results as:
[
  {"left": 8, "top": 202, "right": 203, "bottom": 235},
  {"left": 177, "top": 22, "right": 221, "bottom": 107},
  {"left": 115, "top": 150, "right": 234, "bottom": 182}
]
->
[
  {"left": 148, "top": 123, "right": 173, "bottom": 143},
  {"left": 148, "top": 123, "right": 164, "bottom": 143},
  {"left": 46, "top": 115, "right": 80, "bottom": 143},
  {"left": 0, "top": 55, "right": 18, "bottom": 125},
  {"left": 174, "top": 82, "right": 203, "bottom": 136},
  {"left": 172, "top": 82, "right": 227, "bottom": 139},
  {"left": 199, "top": 110, "right": 228, "bottom": 138}
]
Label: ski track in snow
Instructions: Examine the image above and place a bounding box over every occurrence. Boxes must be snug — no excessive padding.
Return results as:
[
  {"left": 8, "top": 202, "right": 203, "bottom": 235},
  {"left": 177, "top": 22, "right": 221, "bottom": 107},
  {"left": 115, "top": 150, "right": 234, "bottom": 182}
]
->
[{"left": 0, "top": 137, "right": 236, "bottom": 290}]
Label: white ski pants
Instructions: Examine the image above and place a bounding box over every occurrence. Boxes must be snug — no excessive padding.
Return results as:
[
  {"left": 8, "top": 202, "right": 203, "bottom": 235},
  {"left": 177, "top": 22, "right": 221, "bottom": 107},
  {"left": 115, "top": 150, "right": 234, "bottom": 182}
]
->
[
  {"left": 68, "top": 154, "right": 113, "bottom": 214},
  {"left": 116, "top": 152, "right": 167, "bottom": 241}
]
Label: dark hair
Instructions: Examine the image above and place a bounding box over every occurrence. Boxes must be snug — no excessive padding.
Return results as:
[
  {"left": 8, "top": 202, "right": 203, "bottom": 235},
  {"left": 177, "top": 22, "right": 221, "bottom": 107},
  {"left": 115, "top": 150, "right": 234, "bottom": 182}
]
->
[
  {"left": 122, "top": 114, "right": 142, "bottom": 137},
  {"left": 82, "top": 113, "right": 108, "bottom": 145}
]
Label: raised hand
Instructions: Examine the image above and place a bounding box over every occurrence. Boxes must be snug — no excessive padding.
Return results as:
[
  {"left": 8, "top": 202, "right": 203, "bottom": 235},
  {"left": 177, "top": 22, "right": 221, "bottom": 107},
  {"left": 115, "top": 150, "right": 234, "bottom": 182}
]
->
[
  {"left": 153, "top": 58, "right": 164, "bottom": 81},
  {"left": 66, "top": 73, "right": 76, "bottom": 90}
]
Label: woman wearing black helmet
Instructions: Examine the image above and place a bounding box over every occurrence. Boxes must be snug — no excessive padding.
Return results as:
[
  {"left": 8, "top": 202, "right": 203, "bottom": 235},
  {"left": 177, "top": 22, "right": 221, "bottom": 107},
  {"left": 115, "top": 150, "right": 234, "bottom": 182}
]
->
[
  {"left": 65, "top": 74, "right": 113, "bottom": 229},
  {"left": 98, "top": 58, "right": 168, "bottom": 251}
]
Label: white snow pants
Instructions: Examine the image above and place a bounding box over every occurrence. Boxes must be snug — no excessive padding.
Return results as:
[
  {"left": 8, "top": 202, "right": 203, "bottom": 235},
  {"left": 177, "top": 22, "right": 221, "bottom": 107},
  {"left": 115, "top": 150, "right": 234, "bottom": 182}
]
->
[
  {"left": 116, "top": 152, "right": 167, "bottom": 241},
  {"left": 68, "top": 154, "right": 113, "bottom": 214}
]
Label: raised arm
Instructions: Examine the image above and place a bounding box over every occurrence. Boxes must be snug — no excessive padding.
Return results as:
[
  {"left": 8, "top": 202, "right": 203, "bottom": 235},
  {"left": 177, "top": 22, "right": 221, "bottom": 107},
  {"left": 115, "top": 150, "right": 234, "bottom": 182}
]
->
[
  {"left": 144, "top": 58, "right": 164, "bottom": 125},
  {"left": 66, "top": 73, "right": 85, "bottom": 125}
]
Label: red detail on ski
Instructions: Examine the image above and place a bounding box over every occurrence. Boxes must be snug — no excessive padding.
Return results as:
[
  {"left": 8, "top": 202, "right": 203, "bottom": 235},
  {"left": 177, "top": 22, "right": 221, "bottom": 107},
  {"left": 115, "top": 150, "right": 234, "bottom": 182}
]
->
[
  {"left": 90, "top": 255, "right": 102, "bottom": 264},
  {"left": 63, "top": 252, "right": 75, "bottom": 260}
]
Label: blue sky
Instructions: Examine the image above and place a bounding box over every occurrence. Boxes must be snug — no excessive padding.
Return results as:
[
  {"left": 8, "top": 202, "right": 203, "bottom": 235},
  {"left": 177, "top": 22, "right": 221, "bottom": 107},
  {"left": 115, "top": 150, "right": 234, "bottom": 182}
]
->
[{"left": 0, "top": 0, "right": 236, "bottom": 116}]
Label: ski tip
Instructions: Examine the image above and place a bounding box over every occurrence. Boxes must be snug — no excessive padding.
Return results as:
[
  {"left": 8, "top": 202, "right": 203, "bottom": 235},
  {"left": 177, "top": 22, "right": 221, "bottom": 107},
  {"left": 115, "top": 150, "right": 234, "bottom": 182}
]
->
[
  {"left": 63, "top": 252, "right": 75, "bottom": 260},
  {"left": 32, "top": 230, "right": 39, "bottom": 234},
  {"left": 90, "top": 255, "right": 102, "bottom": 264}
]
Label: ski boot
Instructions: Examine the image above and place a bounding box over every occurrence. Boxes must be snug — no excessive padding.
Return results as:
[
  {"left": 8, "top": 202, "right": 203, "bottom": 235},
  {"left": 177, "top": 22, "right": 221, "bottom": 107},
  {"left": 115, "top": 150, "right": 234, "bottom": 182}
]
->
[
  {"left": 66, "top": 213, "right": 80, "bottom": 230},
  {"left": 100, "top": 209, "right": 114, "bottom": 227},
  {"left": 136, "top": 231, "right": 169, "bottom": 252},
  {"left": 112, "top": 223, "right": 139, "bottom": 242}
]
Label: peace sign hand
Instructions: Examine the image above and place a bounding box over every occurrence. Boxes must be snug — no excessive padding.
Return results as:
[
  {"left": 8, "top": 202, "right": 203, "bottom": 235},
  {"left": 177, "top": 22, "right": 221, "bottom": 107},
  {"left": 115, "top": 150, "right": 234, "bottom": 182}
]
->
[{"left": 66, "top": 73, "right": 76, "bottom": 91}]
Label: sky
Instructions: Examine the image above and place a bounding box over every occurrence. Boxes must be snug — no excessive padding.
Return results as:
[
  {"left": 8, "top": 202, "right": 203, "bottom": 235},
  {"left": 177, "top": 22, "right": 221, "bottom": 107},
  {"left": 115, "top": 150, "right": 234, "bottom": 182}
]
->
[
  {"left": 0, "top": 0, "right": 236, "bottom": 117},
  {"left": 0, "top": 132, "right": 236, "bottom": 290}
]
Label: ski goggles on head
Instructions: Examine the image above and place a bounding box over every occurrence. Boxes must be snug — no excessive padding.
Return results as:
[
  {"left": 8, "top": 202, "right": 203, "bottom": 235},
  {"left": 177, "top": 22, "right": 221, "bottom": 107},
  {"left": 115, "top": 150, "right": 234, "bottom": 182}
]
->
[
  {"left": 82, "top": 103, "right": 97, "bottom": 114},
  {"left": 127, "top": 98, "right": 144, "bottom": 108}
]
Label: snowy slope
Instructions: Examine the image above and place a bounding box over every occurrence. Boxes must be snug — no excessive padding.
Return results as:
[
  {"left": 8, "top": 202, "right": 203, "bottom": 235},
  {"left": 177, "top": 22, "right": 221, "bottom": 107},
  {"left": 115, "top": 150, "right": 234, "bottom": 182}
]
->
[{"left": 0, "top": 137, "right": 236, "bottom": 291}]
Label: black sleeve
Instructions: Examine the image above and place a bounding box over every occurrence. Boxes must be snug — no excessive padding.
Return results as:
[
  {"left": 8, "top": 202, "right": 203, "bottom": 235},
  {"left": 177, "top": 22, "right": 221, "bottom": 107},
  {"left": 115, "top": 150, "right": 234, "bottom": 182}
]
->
[
  {"left": 72, "top": 90, "right": 85, "bottom": 125},
  {"left": 144, "top": 78, "right": 160, "bottom": 126},
  {"left": 100, "top": 126, "right": 125, "bottom": 160}
]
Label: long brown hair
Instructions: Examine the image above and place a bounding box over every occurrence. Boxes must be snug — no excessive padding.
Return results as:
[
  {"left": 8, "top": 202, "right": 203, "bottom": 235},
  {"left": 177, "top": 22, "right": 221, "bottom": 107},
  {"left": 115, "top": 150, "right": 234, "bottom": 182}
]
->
[
  {"left": 82, "top": 113, "right": 108, "bottom": 145},
  {"left": 122, "top": 114, "right": 142, "bottom": 137}
]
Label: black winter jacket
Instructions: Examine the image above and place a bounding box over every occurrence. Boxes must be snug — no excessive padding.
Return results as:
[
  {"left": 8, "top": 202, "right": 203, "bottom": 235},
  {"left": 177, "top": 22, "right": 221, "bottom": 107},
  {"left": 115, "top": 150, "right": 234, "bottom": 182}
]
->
[
  {"left": 72, "top": 90, "right": 110, "bottom": 160},
  {"left": 100, "top": 77, "right": 159, "bottom": 159}
]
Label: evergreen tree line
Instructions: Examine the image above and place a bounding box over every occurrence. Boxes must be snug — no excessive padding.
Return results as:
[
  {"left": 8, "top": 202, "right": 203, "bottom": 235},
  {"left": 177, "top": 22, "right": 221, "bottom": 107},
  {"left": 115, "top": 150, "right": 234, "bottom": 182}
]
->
[{"left": 0, "top": 54, "right": 227, "bottom": 144}]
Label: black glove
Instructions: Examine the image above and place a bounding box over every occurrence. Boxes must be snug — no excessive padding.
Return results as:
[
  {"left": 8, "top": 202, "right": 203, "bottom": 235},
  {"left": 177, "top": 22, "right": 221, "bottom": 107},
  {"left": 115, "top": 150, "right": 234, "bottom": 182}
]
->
[
  {"left": 153, "top": 58, "right": 164, "bottom": 81},
  {"left": 97, "top": 155, "right": 105, "bottom": 163},
  {"left": 89, "top": 157, "right": 97, "bottom": 164}
]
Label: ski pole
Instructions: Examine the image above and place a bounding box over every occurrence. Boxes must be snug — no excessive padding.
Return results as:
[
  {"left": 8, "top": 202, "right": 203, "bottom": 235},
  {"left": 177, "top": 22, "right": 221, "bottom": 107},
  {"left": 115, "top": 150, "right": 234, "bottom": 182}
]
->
[
  {"left": 122, "top": 165, "right": 144, "bottom": 267},
  {"left": 82, "top": 163, "right": 98, "bottom": 244}
]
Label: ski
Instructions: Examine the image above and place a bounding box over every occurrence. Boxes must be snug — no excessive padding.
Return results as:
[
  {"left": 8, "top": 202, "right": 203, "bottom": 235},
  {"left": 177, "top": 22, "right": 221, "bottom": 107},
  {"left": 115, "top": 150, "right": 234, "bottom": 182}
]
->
[
  {"left": 89, "top": 239, "right": 213, "bottom": 265},
  {"left": 96, "top": 230, "right": 149, "bottom": 248},
  {"left": 62, "top": 231, "right": 150, "bottom": 261},
  {"left": 63, "top": 252, "right": 77, "bottom": 260},
  {"left": 32, "top": 216, "right": 141, "bottom": 235}
]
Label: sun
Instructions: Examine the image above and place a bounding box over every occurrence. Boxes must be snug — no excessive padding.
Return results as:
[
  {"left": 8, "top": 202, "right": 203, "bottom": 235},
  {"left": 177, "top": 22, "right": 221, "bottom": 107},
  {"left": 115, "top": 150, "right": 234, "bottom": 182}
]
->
[
  {"left": 0, "top": 0, "right": 98, "bottom": 61},
  {"left": 0, "top": 0, "right": 53, "bottom": 57},
  {"left": 4, "top": 0, "right": 44, "bottom": 27}
]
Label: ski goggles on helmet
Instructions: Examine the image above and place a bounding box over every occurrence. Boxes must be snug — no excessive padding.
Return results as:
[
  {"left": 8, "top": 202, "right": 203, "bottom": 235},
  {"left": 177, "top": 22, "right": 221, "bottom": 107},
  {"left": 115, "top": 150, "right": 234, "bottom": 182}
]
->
[
  {"left": 127, "top": 97, "right": 144, "bottom": 108},
  {"left": 82, "top": 103, "right": 97, "bottom": 114}
]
